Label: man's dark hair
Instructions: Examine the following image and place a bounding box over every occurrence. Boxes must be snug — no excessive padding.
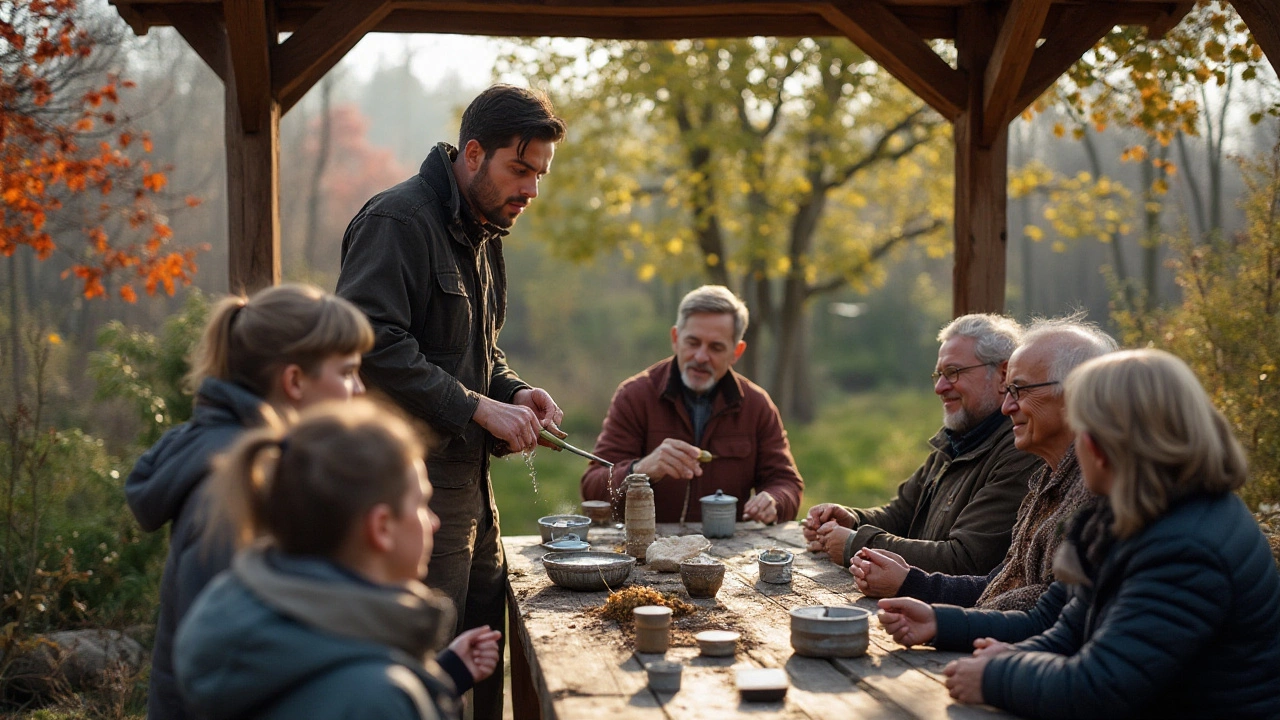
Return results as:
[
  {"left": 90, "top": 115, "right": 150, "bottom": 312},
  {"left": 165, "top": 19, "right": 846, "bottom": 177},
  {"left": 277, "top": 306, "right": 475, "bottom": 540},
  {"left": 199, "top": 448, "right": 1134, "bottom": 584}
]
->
[{"left": 459, "top": 84, "right": 566, "bottom": 158}]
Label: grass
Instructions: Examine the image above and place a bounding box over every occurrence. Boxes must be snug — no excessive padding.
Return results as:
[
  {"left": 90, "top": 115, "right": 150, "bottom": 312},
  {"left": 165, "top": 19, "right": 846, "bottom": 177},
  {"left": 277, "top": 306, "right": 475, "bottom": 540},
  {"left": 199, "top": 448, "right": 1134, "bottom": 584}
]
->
[{"left": 490, "top": 389, "right": 943, "bottom": 536}]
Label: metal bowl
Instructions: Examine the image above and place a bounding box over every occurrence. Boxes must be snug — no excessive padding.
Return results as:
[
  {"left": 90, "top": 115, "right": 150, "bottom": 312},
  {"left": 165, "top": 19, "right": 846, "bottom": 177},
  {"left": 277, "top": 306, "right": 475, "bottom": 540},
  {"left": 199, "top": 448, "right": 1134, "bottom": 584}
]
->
[
  {"left": 541, "top": 550, "right": 636, "bottom": 592},
  {"left": 538, "top": 514, "right": 592, "bottom": 543}
]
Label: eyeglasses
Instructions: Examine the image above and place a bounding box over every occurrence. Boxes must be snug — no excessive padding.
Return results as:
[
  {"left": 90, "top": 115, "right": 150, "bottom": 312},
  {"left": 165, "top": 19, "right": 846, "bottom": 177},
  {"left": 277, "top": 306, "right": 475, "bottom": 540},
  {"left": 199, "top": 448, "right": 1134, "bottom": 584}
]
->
[
  {"left": 1002, "top": 380, "right": 1061, "bottom": 401},
  {"left": 931, "top": 363, "right": 992, "bottom": 383}
]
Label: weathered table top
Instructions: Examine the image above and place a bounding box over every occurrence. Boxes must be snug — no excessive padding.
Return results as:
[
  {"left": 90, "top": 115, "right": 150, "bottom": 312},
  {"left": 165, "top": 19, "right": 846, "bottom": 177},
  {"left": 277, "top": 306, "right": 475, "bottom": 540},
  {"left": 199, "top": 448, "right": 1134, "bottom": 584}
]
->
[{"left": 503, "top": 521, "right": 1012, "bottom": 720}]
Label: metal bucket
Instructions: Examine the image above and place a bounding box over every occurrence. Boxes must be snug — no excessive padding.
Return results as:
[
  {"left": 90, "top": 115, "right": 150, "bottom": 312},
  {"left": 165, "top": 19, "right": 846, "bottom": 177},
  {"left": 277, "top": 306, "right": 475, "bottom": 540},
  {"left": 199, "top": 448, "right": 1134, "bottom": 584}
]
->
[{"left": 789, "top": 605, "right": 870, "bottom": 658}]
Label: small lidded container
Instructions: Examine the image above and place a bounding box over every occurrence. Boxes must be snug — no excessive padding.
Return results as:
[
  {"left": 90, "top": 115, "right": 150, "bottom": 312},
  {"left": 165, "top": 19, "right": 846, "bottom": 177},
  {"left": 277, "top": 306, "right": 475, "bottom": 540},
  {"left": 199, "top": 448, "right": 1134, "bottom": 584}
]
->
[
  {"left": 633, "top": 605, "right": 672, "bottom": 653},
  {"left": 700, "top": 489, "right": 738, "bottom": 538}
]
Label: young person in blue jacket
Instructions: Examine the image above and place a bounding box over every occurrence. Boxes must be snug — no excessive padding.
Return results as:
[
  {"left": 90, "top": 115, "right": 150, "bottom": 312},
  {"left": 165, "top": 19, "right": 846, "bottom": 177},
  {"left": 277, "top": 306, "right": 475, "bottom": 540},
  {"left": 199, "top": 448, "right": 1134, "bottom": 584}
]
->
[{"left": 175, "top": 400, "right": 501, "bottom": 719}]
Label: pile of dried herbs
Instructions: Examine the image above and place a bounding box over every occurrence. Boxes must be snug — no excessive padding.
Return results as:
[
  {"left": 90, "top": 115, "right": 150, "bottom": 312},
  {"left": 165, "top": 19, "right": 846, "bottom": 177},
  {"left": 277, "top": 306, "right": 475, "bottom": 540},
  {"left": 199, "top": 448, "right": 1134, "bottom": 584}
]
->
[{"left": 597, "top": 586, "right": 697, "bottom": 622}]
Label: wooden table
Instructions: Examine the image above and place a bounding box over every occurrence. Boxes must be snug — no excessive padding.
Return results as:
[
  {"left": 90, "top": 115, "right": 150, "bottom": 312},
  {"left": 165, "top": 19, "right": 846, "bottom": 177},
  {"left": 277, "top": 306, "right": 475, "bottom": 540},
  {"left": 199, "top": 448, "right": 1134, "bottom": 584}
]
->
[{"left": 504, "top": 522, "right": 1012, "bottom": 720}]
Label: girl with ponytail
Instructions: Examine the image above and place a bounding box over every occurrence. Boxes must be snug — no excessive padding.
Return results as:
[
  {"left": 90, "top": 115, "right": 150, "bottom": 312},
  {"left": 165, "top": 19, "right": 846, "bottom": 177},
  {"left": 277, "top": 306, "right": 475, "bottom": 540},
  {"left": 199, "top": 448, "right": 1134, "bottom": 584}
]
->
[
  {"left": 125, "top": 284, "right": 374, "bottom": 720},
  {"left": 174, "top": 401, "right": 500, "bottom": 720}
]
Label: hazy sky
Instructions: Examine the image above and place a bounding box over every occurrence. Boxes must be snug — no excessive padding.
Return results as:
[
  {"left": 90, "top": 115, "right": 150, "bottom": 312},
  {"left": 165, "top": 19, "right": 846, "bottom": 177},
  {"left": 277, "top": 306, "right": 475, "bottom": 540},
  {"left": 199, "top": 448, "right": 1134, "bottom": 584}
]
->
[{"left": 344, "top": 33, "right": 499, "bottom": 90}]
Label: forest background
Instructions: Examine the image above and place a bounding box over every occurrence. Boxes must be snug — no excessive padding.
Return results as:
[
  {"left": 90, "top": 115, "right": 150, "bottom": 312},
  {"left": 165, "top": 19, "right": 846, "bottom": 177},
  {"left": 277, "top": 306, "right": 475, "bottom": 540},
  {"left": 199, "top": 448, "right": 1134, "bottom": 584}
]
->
[{"left": 4, "top": 0, "right": 1280, "bottom": 714}]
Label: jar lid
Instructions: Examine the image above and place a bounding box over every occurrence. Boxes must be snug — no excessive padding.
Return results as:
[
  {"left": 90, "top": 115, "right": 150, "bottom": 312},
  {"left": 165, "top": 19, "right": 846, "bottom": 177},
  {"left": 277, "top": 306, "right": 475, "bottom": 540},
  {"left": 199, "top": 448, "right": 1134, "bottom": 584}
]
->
[{"left": 700, "top": 488, "right": 737, "bottom": 505}]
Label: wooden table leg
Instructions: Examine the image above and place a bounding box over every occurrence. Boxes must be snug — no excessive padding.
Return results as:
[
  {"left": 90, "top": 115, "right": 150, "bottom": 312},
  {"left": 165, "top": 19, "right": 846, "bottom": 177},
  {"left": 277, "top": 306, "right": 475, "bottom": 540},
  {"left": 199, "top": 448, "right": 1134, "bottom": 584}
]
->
[{"left": 508, "top": 586, "right": 542, "bottom": 720}]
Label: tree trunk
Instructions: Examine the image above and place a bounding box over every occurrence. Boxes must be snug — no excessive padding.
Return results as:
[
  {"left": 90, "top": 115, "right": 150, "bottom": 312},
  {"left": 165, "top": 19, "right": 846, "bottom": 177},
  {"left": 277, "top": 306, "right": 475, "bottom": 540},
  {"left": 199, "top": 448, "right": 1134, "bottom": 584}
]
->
[{"left": 304, "top": 75, "right": 335, "bottom": 273}]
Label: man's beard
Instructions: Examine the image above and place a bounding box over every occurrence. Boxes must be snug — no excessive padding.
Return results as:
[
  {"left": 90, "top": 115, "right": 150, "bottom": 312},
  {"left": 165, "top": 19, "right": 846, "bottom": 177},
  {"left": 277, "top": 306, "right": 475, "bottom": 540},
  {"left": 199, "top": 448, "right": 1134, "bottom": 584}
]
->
[
  {"left": 681, "top": 362, "right": 718, "bottom": 393},
  {"left": 943, "top": 397, "right": 1001, "bottom": 433},
  {"left": 467, "top": 157, "right": 525, "bottom": 229}
]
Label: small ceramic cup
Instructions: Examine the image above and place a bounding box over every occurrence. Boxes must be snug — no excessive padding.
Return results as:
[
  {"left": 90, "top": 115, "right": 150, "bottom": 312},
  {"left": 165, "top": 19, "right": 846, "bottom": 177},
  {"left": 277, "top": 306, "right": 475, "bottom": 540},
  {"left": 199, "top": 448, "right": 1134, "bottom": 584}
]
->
[
  {"left": 580, "top": 500, "right": 613, "bottom": 526},
  {"left": 758, "top": 549, "right": 794, "bottom": 584},
  {"left": 679, "top": 559, "right": 726, "bottom": 598},
  {"left": 645, "top": 661, "right": 682, "bottom": 692},
  {"left": 695, "top": 630, "right": 740, "bottom": 657}
]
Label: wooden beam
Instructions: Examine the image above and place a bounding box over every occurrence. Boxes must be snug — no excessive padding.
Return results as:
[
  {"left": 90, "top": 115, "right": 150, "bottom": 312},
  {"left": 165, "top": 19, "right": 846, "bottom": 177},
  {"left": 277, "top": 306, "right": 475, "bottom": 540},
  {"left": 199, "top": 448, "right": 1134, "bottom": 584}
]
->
[
  {"left": 110, "top": 1, "right": 151, "bottom": 34},
  {"left": 982, "top": 0, "right": 1050, "bottom": 145},
  {"left": 223, "top": 0, "right": 273, "bottom": 134},
  {"left": 1009, "top": 5, "right": 1117, "bottom": 121},
  {"left": 273, "top": 0, "right": 392, "bottom": 114},
  {"left": 1145, "top": 1, "right": 1194, "bottom": 38},
  {"left": 1230, "top": 0, "right": 1280, "bottom": 80},
  {"left": 953, "top": 2, "right": 1007, "bottom": 315},
  {"left": 164, "top": 5, "right": 228, "bottom": 81},
  {"left": 820, "top": 1, "right": 967, "bottom": 120},
  {"left": 225, "top": 79, "right": 281, "bottom": 294}
]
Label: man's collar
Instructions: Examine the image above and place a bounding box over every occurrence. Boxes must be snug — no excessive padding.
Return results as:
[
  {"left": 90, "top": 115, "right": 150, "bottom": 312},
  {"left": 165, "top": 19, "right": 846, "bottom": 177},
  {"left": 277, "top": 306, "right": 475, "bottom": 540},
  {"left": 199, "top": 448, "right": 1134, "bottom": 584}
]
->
[
  {"left": 932, "top": 410, "right": 1011, "bottom": 458},
  {"left": 420, "top": 142, "right": 509, "bottom": 247}
]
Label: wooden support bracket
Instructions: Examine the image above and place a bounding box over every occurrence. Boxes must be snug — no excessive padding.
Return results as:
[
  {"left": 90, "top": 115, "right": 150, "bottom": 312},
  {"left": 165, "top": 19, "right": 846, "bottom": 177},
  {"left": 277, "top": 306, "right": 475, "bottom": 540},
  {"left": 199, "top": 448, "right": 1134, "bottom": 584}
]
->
[
  {"left": 1010, "top": 5, "right": 1118, "bottom": 122},
  {"left": 164, "top": 5, "right": 229, "bottom": 82},
  {"left": 982, "top": 0, "right": 1050, "bottom": 146},
  {"left": 273, "top": 0, "right": 393, "bottom": 114},
  {"left": 222, "top": 0, "right": 273, "bottom": 133},
  {"left": 820, "top": 0, "right": 968, "bottom": 121},
  {"left": 1146, "top": 2, "right": 1195, "bottom": 39}
]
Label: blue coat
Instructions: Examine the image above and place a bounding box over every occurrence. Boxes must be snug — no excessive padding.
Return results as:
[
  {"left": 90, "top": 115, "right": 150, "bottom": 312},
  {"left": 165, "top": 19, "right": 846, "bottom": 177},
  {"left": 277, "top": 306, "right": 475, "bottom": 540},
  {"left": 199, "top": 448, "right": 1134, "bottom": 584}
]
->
[
  {"left": 983, "top": 492, "right": 1280, "bottom": 719},
  {"left": 125, "top": 378, "right": 266, "bottom": 720}
]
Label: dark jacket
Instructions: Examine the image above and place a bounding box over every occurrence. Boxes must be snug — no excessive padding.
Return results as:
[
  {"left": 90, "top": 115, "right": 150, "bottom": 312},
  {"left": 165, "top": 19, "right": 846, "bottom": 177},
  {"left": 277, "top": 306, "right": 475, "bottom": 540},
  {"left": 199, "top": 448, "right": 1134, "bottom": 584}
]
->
[
  {"left": 898, "top": 450, "right": 1092, "bottom": 611},
  {"left": 841, "top": 418, "right": 1039, "bottom": 575},
  {"left": 336, "top": 143, "right": 529, "bottom": 486},
  {"left": 581, "top": 357, "right": 804, "bottom": 523},
  {"left": 124, "top": 377, "right": 267, "bottom": 720},
  {"left": 176, "top": 548, "right": 461, "bottom": 720},
  {"left": 984, "top": 492, "right": 1280, "bottom": 719},
  {"left": 931, "top": 581, "right": 1072, "bottom": 651}
]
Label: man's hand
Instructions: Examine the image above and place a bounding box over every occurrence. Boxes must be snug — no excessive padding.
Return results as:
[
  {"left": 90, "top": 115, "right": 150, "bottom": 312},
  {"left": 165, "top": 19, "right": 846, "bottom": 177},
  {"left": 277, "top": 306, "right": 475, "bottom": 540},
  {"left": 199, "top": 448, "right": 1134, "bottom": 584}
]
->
[
  {"left": 801, "top": 504, "right": 855, "bottom": 542},
  {"left": 513, "top": 387, "right": 564, "bottom": 429},
  {"left": 448, "top": 626, "right": 503, "bottom": 683},
  {"left": 807, "top": 520, "right": 853, "bottom": 564},
  {"left": 473, "top": 396, "right": 542, "bottom": 453},
  {"left": 633, "top": 438, "right": 703, "bottom": 481},
  {"left": 851, "top": 547, "right": 910, "bottom": 598},
  {"left": 876, "top": 597, "right": 937, "bottom": 647},
  {"left": 971, "top": 637, "right": 1015, "bottom": 659},
  {"left": 742, "top": 490, "right": 778, "bottom": 524},
  {"left": 943, "top": 654, "right": 991, "bottom": 704}
]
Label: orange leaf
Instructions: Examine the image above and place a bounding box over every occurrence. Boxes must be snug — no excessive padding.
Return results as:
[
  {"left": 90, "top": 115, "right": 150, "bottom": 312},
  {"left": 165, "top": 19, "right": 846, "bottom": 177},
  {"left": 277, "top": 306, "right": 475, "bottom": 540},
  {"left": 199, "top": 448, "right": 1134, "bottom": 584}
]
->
[
  {"left": 143, "top": 172, "right": 166, "bottom": 192},
  {"left": 119, "top": 284, "right": 137, "bottom": 303},
  {"left": 184, "top": 195, "right": 202, "bottom": 208}
]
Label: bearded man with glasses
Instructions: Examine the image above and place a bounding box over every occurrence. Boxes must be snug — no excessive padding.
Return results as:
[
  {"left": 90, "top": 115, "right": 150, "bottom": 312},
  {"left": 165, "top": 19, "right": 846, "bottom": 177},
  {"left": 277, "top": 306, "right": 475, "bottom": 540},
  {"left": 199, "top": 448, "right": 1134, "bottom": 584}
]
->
[{"left": 804, "top": 314, "right": 1040, "bottom": 576}]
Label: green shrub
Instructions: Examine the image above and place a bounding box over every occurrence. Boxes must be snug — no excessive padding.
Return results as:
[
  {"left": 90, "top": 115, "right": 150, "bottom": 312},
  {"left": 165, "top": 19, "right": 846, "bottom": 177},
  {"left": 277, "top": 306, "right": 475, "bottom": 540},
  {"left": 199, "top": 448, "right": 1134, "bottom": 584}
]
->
[{"left": 1112, "top": 144, "right": 1280, "bottom": 508}]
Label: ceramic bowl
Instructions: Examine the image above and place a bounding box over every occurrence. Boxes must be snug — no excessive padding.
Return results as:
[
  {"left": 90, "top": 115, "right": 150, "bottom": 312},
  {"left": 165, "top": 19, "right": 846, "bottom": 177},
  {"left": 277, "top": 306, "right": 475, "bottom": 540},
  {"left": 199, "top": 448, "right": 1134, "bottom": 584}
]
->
[
  {"left": 541, "top": 534, "right": 590, "bottom": 552},
  {"left": 541, "top": 550, "right": 635, "bottom": 591},
  {"left": 580, "top": 500, "right": 613, "bottom": 526},
  {"left": 645, "top": 661, "right": 682, "bottom": 692},
  {"left": 789, "top": 605, "right": 870, "bottom": 658},
  {"left": 695, "top": 630, "right": 740, "bottom": 657},
  {"left": 538, "top": 514, "right": 592, "bottom": 543},
  {"left": 758, "top": 549, "right": 794, "bottom": 584},
  {"left": 679, "top": 559, "right": 726, "bottom": 598}
]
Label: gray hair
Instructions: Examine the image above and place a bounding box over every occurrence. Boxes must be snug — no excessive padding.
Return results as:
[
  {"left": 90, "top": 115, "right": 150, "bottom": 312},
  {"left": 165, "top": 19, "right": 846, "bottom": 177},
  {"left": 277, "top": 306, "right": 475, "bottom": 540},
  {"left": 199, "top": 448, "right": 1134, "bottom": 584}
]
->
[
  {"left": 1021, "top": 313, "right": 1119, "bottom": 392},
  {"left": 676, "top": 285, "right": 749, "bottom": 343},
  {"left": 937, "top": 313, "right": 1022, "bottom": 367}
]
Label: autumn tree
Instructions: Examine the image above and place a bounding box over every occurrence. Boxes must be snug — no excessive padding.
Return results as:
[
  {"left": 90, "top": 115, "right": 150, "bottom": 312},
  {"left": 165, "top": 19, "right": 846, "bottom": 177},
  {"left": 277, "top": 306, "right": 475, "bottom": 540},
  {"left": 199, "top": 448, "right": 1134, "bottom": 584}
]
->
[
  {"left": 1, "top": 0, "right": 202, "bottom": 305},
  {"left": 500, "top": 37, "right": 950, "bottom": 420},
  {"left": 1016, "top": 0, "right": 1275, "bottom": 312}
]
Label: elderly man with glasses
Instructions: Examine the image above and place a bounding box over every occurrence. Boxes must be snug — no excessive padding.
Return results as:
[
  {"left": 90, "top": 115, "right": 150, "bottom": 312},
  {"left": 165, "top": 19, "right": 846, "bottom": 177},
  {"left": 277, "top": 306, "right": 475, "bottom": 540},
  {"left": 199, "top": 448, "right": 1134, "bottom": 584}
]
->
[
  {"left": 858, "top": 316, "right": 1117, "bottom": 618},
  {"left": 804, "top": 314, "right": 1040, "bottom": 576}
]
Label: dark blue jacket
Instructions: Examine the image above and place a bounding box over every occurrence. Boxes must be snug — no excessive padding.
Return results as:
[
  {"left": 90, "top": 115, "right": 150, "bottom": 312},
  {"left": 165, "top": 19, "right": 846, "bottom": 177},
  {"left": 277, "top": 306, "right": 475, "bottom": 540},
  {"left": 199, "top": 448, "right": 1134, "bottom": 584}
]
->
[
  {"left": 125, "top": 378, "right": 267, "bottom": 720},
  {"left": 932, "top": 581, "right": 1070, "bottom": 651},
  {"left": 983, "top": 492, "right": 1280, "bottom": 719}
]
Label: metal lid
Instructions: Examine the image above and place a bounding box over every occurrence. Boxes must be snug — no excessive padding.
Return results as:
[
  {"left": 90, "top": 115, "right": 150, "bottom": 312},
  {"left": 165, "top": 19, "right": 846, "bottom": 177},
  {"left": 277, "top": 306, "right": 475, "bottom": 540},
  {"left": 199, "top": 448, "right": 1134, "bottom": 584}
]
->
[
  {"left": 700, "top": 488, "right": 737, "bottom": 505},
  {"left": 542, "top": 534, "right": 590, "bottom": 551}
]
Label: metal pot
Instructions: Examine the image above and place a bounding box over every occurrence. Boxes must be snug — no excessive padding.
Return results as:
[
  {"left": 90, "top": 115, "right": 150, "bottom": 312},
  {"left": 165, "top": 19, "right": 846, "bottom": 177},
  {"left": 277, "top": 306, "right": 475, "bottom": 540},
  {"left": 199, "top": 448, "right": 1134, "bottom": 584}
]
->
[{"left": 700, "top": 489, "right": 737, "bottom": 538}]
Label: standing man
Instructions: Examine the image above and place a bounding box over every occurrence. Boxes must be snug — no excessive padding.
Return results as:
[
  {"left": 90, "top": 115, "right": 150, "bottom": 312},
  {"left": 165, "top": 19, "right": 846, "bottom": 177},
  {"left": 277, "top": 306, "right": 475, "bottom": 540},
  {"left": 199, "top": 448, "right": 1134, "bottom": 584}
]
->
[
  {"left": 803, "top": 314, "right": 1039, "bottom": 575},
  {"left": 581, "top": 285, "right": 804, "bottom": 524},
  {"left": 336, "top": 85, "right": 567, "bottom": 720}
]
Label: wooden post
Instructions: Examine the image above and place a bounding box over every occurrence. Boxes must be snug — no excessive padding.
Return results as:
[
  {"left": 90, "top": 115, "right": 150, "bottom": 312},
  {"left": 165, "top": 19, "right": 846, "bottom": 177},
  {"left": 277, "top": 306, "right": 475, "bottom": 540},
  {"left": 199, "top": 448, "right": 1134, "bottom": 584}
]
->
[
  {"left": 224, "top": 0, "right": 280, "bottom": 294},
  {"left": 1231, "top": 0, "right": 1280, "bottom": 79},
  {"left": 952, "top": 2, "right": 1008, "bottom": 317}
]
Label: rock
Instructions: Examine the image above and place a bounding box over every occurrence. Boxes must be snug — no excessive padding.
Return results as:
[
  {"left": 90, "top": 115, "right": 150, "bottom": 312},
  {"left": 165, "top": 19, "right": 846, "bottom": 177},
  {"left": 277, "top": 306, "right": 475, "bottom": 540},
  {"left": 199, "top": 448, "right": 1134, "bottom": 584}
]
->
[
  {"left": 645, "top": 534, "right": 712, "bottom": 572},
  {"left": 5, "top": 629, "right": 146, "bottom": 697}
]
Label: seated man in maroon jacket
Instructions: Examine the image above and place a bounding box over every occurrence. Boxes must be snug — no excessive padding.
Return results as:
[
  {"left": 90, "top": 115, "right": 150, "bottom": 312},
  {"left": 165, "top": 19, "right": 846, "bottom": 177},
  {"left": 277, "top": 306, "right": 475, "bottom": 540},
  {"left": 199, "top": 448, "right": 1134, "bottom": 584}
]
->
[{"left": 581, "top": 285, "right": 803, "bottom": 524}]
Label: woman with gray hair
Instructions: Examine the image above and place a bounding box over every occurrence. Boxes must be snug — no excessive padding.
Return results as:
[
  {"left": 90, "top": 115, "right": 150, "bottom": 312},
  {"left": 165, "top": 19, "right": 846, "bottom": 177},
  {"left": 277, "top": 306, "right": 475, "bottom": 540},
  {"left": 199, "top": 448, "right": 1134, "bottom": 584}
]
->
[{"left": 942, "top": 349, "right": 1280, "bottom": 718}]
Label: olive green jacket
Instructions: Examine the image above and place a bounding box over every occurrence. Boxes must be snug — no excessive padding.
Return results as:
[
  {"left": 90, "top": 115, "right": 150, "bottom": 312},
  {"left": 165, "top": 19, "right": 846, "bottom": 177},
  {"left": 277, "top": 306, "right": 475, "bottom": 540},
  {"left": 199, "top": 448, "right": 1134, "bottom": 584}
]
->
[{"left": 841, "top": 418, "right": 1039, "bottom": 575}]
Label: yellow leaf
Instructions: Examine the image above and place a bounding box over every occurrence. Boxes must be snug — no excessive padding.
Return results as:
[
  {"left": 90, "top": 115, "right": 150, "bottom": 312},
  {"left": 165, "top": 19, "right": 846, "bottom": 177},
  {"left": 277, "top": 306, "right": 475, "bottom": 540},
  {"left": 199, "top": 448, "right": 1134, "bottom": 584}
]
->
[
  {"left": 1024, "top": 225, "right": 1044, "bottom": 241},
  {"left": 637, "top": 264, "right": 656, "bottom": 282}
]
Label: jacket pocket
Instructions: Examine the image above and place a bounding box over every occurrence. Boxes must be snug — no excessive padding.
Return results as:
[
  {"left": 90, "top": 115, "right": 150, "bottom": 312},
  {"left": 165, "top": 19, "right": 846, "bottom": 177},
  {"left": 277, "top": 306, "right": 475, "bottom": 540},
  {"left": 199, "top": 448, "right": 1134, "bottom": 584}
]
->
[
  {"left": 421, "top": 270, "right": 472, "bottom": 355},
  {"left": 711, "top": 437, "right": 753, "bottom": 460}
]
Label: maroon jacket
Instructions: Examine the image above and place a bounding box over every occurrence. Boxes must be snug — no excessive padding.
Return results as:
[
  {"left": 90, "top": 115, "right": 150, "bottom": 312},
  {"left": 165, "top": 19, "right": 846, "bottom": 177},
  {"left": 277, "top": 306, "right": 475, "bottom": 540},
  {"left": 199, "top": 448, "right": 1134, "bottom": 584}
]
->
[{"left": 581, "top": 357, "right": 803, "bottom": 523}]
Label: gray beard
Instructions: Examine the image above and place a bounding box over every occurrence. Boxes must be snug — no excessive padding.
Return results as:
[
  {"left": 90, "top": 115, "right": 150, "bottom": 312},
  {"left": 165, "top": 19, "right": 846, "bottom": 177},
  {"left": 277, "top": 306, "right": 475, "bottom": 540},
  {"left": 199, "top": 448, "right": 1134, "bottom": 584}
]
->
[{"left": 943, "top": 400, "right": 1001, "bottom": 434}]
